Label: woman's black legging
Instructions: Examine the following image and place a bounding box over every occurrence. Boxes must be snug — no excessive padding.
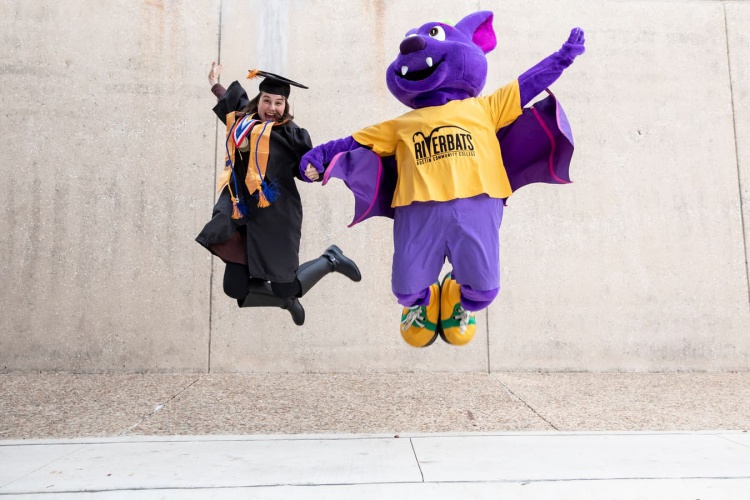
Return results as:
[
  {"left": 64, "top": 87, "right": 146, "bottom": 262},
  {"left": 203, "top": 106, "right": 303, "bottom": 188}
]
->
[{"left": 223, "top": 262, "right": 301, "bottom": 300}]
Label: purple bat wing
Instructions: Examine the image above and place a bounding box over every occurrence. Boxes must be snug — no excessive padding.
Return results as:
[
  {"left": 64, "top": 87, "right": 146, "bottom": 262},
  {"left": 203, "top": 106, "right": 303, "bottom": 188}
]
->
[
  {"left": 498, "top": 90, "right": 574, "bottom": 192},
  {"left": 322, "top": 148, "right": 397, "bottom": 227}
]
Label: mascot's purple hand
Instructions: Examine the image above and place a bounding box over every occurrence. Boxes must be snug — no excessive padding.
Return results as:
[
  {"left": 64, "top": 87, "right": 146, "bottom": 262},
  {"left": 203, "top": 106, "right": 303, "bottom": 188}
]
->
[
  {"left": 519, "top": 27, "right": 585, "bottom": 105},
  {"left": 300, "top": 148, "right": 325, "bottom": 182},
  {"left": 558, "top": 27, "right": 586, "bottom": 63},
  {"left": 299, "top": 135, "right": 360, "bottom": 183}
]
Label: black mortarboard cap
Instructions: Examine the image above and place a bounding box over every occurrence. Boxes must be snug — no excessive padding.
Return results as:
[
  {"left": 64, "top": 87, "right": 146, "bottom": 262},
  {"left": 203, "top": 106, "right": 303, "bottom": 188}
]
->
[{"left": 247, "top": 69, "right": 308, "bottom": 98}]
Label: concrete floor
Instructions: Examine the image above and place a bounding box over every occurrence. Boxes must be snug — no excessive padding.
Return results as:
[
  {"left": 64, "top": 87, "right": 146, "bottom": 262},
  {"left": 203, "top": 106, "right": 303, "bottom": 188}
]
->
[
  {"left": 1, "top": 372, "right": 748, "bottom": 439},
  {"left": 1, "top": 372, "right": 749, "bottom": 498}
]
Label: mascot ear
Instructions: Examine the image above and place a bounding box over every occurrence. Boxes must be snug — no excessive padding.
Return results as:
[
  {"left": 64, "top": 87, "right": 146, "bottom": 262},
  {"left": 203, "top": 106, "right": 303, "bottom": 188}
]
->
[{"left": 455, "top": 11, "right": 496, "bottom": 54}]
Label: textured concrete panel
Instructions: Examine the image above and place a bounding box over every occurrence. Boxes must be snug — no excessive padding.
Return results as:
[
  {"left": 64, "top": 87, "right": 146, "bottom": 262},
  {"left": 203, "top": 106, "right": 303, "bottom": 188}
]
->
[
  {"left": 130, "top": 373, "right": 547, "bottom": 435},
  {"left": 208, "top": 0, "right": 490, "bottom": 372},
  {"left": 1, "top": 373, "right": 745, "bottom": 442},
  {"left": 0, "top": 373, "right": 198, "bottom": 439},
  {"left": 482, "top": 0, "right": 750, "bottom": 370},
  {"left": 496, "top": 372, "right": 750, "bottom": 431},
  {"left": 0, "top": 1, "right": 219, "bottom": 371},
  {"left": 2, "top": 0, "right": 750, "bottom": 373}
]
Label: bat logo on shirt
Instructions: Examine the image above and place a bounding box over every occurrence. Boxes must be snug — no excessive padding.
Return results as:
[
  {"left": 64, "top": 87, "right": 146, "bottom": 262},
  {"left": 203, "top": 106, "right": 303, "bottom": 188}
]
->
[{"left": 412, "top": 125, "right": 475, "bottom": 164}]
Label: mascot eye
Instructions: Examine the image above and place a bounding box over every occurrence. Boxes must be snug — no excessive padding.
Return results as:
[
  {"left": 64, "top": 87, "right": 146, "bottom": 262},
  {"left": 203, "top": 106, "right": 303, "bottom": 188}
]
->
[{"left": 428, "top": 26, "right": 445, "bottom": 41}]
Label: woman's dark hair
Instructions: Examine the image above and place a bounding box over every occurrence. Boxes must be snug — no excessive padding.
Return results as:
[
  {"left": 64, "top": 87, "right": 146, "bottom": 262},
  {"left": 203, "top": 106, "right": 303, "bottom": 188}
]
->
[{"left": 241, "top": 92, "right": 294, "bottom": 123}]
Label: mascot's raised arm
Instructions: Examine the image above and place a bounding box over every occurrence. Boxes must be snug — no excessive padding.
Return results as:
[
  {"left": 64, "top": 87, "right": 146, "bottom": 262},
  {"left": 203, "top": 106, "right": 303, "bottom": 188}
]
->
[{"left": 301, "top": 11, "right": 585, "bottom": 348}]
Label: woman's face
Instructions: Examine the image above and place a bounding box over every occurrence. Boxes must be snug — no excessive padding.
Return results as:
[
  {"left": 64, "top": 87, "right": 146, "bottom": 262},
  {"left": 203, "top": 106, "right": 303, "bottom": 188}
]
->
[{"left": 258, "top": 92, "right": 286, "bottom": 122}]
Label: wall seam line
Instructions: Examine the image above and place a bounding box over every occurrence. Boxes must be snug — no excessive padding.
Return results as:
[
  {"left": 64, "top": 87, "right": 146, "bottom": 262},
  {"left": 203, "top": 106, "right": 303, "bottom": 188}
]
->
[
  {"left": 723, "top": 4, "right": 750, "bottom": 311},
  {"left": 208, "top": 0, "right": 224, "bottom": 374},
  {"left": 486, "top": 307, "right": 491, "bottom": 373}
]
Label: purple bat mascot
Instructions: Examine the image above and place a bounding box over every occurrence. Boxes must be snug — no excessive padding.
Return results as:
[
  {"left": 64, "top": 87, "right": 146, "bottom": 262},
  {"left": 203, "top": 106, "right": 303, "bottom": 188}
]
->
[{"left": 301, "top": 11, "right": 585, "bottom": 347}]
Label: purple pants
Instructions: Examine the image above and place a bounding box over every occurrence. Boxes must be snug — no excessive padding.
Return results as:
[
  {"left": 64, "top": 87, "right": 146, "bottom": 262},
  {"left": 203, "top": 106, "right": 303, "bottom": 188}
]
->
[{"left": 392, "top": 194, "right": 503, "bottom": 311}]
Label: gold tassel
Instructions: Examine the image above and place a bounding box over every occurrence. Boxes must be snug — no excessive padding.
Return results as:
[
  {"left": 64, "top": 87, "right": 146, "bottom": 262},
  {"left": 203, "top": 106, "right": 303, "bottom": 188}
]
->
[
  {"left": 231, "top": 197, "right": 242, "bottom": 219},
  {"left": 257, "top": 192, "right": 270, "bottom": 208},
  {"left": 246, "top": 69, "right": 260, "bottom": 80}
]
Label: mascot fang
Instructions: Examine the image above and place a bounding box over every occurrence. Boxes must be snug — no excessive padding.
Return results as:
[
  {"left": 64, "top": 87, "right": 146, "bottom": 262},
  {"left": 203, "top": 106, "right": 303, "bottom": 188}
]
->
[{"left": 301, "top": 11, "right": 585, "bottom": 347}]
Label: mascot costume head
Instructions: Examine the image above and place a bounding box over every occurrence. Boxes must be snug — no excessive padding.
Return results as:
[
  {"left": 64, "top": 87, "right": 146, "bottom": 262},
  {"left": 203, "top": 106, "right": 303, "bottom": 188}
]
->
[{"left": 386, "top": 11, "right": 496, "bottom": 109}]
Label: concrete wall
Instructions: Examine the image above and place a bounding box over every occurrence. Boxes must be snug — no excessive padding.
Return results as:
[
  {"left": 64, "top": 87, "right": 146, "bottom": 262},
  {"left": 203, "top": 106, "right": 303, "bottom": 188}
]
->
[{"left": 1, "top": 0, "right": 748, "bottom": 373}]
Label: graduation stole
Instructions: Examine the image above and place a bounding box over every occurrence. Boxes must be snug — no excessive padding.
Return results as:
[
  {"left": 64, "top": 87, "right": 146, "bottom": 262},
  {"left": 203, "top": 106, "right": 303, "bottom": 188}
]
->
[{"left": 218, "top": 112, "right": 279, "bottom": 219}]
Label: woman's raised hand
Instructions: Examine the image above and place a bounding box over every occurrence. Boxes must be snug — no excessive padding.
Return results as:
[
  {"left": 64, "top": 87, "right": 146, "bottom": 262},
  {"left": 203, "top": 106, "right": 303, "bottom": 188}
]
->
[{"left": 208, "top": 61, "right": 223, "bottom": 86}]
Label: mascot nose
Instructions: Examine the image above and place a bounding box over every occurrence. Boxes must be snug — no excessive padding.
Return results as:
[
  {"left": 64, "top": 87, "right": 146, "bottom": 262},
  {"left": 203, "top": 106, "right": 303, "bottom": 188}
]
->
[{"left": 399, "top": 36, "right": 427, "bottom": 55}]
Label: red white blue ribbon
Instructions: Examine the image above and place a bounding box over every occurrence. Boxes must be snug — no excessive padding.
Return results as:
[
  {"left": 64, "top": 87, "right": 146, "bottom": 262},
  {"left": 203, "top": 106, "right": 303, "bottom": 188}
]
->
[{"left": 233, "top": 115, "right": 258, "bottom": 147}]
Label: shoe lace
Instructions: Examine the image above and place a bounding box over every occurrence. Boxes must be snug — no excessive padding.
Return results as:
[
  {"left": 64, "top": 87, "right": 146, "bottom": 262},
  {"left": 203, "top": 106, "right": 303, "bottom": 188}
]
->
[
  {"left": 401, "top": 306, "right": 425, "bottom": 332},
  {"left": 454, "top": 308, "right": 472, "bottom": 335}
]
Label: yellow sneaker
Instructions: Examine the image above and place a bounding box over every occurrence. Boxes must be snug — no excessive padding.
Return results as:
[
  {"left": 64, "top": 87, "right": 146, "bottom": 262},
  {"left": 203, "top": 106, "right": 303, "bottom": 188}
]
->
[
  {"left": 400, "top": 282, "right": 440, "bottom": 347},
  {"left": 439, "top": 273, "right": 476, "bottom": 346}
]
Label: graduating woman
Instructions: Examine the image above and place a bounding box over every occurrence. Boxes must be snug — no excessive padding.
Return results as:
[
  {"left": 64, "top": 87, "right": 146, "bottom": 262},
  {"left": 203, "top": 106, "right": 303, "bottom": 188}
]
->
[{"left": 197, "top": 63, "right": 361, "bottom": 326}]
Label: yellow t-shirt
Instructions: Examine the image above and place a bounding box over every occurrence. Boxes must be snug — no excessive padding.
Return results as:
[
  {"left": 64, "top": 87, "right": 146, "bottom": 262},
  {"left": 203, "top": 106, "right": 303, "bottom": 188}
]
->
[{"left": 352, "top": 80, "right": 522, "bottom": 207}]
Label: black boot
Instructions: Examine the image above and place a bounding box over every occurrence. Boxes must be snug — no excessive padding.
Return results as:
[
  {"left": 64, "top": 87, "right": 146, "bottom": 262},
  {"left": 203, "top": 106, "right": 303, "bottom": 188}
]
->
[
  {"left": 238, "top": 281, "right": 305, "bottom": 326},
  {"left": 297, "top": 245, "right": 362, "bottom": 297},
  {"left": 323, "top": 245, "right": 362, "bottom": 282},
  {"left": 281, "top": 298, "right": 305, "bottom": 326}
]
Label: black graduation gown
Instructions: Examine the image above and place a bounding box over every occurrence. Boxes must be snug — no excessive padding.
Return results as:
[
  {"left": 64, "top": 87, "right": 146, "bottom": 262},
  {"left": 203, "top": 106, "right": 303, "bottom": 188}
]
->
[{"left": 196, "top": 81, "right": 313, "bottom": 283}]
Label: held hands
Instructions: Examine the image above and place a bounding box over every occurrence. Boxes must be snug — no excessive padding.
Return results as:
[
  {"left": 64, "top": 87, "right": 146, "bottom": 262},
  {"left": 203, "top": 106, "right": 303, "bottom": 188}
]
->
[
  {"left": 299, "top": 136, "right": 358, "bottom": 182},
  {"left": 300, "top": 149, "right": 325, "bottom": 182},
  {"left": 558, "top": 28, "right": 585, "bottom": 63},
  {"left": 208, "top": 61, "right": 223, "bottom": 86},
  {"left": 304, "top": 164, "right": 320, "bottom": 181}
]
